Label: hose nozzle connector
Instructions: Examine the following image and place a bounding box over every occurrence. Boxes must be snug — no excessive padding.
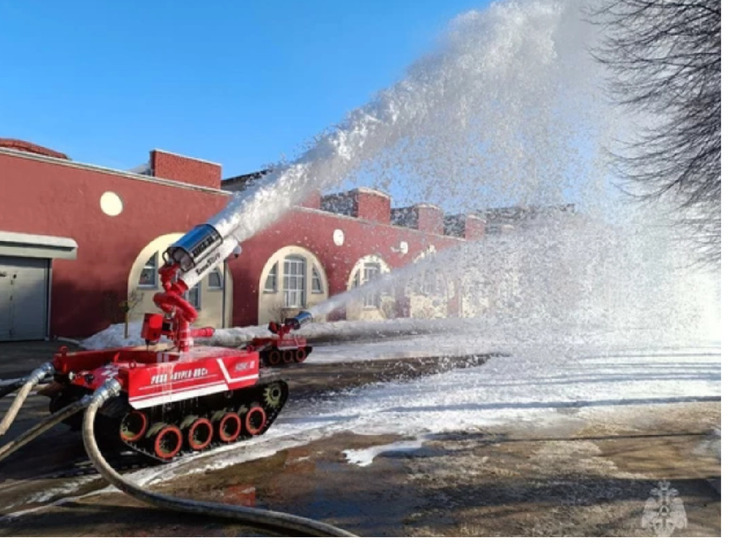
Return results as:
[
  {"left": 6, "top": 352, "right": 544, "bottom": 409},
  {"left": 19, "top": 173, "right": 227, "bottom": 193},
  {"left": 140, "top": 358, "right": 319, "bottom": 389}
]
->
[
  {"left": 0, "top": 362, "right": 56, "bottom": 438},
  {"left": 91, "top": 378, "right": 122, "bottom": 406},
  {"left": 31, "top": 362, "right": 55, "bottom": 383},
  {"left": 284, "top": 311, "right": 313, "bottom": 331}
]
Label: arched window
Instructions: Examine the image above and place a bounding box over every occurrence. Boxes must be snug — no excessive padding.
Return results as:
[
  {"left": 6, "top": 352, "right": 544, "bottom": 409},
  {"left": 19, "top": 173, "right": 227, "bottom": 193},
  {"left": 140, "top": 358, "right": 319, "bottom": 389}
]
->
[
  {"left": 353, "top": 261, "right": 382, "bottom": 308},
  {"left": 208, "top": 268, "right": 223, "bottom": 290},
  {"left": 129, "top": 234, "right": 233, "bottom": 328},
  {"left": 186, "top": 283, "right": 201, "bottom": 310},
  {"left": 312, "top": 266, "right": 324, "bottom": 294},
  {"left": 283, "top": 255, "right": 307, "bottom": 308},
  {"left": 264, "top": 263, "right": 278, "bottom": 293},
  {"left": 405, "top": 247, "right": 452, "bottom": 319},
  {"left": 348, "top": 255, "right": 391, "bottom": 312},
  {"left": 258, "top": 247, "right": 327, "bottom": 324},
  {"left": 138, "top": 252, "right": 158, "bottom": 288}
]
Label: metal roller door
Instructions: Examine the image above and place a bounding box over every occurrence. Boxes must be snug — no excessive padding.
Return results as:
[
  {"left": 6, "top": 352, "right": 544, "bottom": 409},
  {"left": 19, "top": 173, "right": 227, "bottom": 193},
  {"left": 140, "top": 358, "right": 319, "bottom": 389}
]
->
[{"left": 0, "top": 256, "right": 49, "bottom": 341}]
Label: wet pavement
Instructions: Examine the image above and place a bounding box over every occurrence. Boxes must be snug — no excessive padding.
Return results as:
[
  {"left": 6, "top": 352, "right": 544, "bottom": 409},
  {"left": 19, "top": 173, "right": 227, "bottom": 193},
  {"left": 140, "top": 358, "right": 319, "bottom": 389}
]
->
[
  {"left": 0, "top": 341, "right": 721, "bottom": 537},
  {"left": 0, "top": 401, "right": 721, "bottom": 537},
  {"left": 0, "top": 341, "right": 502, "bottom": 533},
  {"left": 0, "top": 340, "right": 69, "bottom": 380}
]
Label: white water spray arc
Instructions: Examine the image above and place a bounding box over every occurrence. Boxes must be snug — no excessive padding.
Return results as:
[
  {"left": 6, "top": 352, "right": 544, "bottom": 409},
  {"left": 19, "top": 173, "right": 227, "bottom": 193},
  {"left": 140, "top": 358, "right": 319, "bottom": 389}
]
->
[
  {"left": 209, "top": 0, "right": 607, "bottom": 245},
  {"left": 195, "top": 0, "right": 717, "bottom": 346}
]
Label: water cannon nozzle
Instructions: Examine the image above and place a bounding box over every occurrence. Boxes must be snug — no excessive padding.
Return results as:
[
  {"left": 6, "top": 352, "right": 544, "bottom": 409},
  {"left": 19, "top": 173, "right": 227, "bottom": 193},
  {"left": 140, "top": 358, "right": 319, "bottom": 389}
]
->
[{"left": 284, "top": 311, "right": 314, "bottom": 331}]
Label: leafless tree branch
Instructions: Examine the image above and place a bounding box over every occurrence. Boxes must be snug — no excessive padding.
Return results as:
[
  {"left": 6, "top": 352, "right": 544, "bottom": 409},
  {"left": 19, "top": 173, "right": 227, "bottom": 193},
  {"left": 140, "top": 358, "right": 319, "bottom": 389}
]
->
[{"left": 589, "top": 0, "right": 721, "bottom": 264}]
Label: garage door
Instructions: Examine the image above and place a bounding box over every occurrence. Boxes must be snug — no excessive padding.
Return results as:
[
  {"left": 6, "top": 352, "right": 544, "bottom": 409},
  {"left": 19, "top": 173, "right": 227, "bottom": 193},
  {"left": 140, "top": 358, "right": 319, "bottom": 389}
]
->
[{"left": 0, "top": 256, "right": 50, "bottom": 341}]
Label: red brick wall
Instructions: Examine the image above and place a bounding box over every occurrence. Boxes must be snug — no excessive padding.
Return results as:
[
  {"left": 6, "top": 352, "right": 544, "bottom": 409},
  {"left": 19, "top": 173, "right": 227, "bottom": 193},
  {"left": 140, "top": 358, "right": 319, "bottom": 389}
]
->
[
  {"left": 464, "top": 215, "right": 486, "bottom": 240},
  {"left": 228, "top": 208, "right": 462, "bottom": 325},
  {"left": 354, "top": 189, "right": 391, "bottom": 224},
  {"left": 0, "top": 151, "right": 230, "bottom": 337},
  {"left": 414, "top": 205, "right": 444, "bottom": 235},
  {"left": 1, "top": 150, "right": 471, "bottom": 337},
  {"left": 150, "top": 150, "right": 221, "bottom": 189},
  {"left": 300, "top": 189, "right": 321, "bottom": 209}
]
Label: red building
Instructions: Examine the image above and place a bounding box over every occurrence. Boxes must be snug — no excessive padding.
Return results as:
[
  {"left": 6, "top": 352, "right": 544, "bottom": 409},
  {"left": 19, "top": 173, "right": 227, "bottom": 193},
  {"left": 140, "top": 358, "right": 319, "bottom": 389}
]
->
[{"left": 0, "top": 139, "right": 485, "bottom": 341}]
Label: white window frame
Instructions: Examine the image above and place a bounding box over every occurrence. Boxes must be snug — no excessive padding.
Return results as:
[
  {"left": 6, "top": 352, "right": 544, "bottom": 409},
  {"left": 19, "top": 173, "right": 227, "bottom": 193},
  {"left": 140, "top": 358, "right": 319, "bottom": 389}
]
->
[
  {"left": 362, "top": 262, "right": 381, "bottom": 308},
  {"left": 138, "top": 252, "right": 159, "bottom": 288},
  {"left": 283, "top": 255, "right": 306, "bottom": 308},
  {"left": 186, "top": 283, "right": 201, "bottom": 310},
  {"left": 264, "top": 262, "right": 278, "bottom": 293},
  {"left": 311, "top": 266, "right": 324, "bottom": 294},
  {"left": 208, "top": 267, "right": 223, "bottom": 290},
  {"left": 416, "top": 271, "right": 444, "bottom": 297}
]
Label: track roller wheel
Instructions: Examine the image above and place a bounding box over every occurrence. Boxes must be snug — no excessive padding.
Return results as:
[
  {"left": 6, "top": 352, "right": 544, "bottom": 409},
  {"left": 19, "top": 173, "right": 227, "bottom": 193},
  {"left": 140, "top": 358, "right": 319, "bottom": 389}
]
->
[
  {"left": 263, "top": 382, "right": 284, "bottom": 409},
  {"left": 182, "top": 416, "right": 214, "bottom": 451},
  {"left": 148, "top": 423, "right": 183, "bottom": 461},
  {"left": 244, "top": 403, "right": 267, "bottom": 436},
  {"left": 282, "top": 350, "right": 295, "bottom": 364},
  {"left": 120, "top": 410, "right": 149, "bottom": 443},
  {"left": 266, "top": 349, "right": 282, "bottom": 367},
  {"left": 214, "top": 411, "right": 242, "bottom": 443},
  {"left": 295, "top": 347, "right": 307, "bottom": 363}
]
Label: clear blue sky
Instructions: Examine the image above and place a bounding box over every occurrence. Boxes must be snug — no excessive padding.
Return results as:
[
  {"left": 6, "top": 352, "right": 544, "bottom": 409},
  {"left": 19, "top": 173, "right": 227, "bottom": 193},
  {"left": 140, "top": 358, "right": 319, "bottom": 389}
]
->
[{"left": 0, "top": 0, "right": 491, "bottom": 178}]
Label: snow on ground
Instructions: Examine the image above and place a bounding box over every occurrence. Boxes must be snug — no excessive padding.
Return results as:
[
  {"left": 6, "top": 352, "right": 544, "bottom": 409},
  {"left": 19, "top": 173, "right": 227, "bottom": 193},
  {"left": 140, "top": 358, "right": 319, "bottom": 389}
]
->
[
  {"left": 343, "top": 438, "right": 429, "bottom": 467},
  {"left": 140, "top": 337, "right": 720, "bottom": 482},
  {"left": 290, "top": 342, "right": 720, "bottom": 459},
  {"left": 4, "top": 325, "right": 720, "bottom": 516},
  {"left": 74, "top": 319, "right": 720, "bottom": 482}
]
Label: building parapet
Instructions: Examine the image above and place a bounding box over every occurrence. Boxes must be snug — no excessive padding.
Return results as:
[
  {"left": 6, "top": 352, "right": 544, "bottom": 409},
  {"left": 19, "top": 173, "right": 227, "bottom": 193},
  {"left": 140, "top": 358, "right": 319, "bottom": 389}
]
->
[
  {"left": 444, "top": 213, "right": 486, "bottom": 240},
  {"left": 479, "top": 204, "right": 576, "bottom": 234},
  {"left": 391, "top": 203, "right": 445, "bottom": 235},
  {"left": 0, "top": 147, "right": 232, "bottom": 197},
  {"left": 150, "top": 149, "right": 222, "bottom": 189},
  {"left": 222, "top": 170, "right": 321, "bottom": 209},
  {"left": 321, "top": 188, "right": 391, "bottom": 224}
]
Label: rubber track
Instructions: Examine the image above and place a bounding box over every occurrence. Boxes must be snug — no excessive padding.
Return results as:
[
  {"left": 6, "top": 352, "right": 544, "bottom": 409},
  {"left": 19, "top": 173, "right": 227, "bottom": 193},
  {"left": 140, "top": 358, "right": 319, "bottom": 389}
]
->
[{"left": 104, "top": 381, "right": 289, "bottom": 463}]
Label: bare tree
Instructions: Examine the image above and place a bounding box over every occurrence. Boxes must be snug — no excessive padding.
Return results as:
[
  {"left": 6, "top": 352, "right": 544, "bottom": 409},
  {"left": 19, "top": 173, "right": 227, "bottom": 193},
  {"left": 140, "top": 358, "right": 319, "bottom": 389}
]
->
[
  {"left": 121, "top": 290, "right": 144, "bottom": 339},
  {"left": 591, "top": 0, "right": 721, "bottom": 264}
]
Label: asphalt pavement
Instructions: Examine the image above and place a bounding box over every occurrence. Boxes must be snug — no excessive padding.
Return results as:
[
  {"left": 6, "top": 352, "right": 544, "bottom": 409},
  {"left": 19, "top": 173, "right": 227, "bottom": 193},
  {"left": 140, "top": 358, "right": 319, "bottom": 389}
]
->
[{"left": 0, "top": 340, "right": 72, "bottom": 381}]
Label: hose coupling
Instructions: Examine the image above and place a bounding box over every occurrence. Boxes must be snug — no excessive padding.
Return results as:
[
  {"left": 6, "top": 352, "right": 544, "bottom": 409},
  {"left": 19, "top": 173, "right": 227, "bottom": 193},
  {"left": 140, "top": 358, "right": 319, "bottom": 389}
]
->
[
  {"left": 91, "top": 378, "right": 122, "bottom": 405},
  {"left": 31, "top": 362, "right": 55, "bottom": 383}
]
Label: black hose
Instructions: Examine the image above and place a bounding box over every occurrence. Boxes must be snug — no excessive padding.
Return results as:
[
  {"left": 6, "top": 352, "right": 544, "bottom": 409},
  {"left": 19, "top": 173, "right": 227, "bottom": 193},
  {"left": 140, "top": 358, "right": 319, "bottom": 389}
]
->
[
  {"left": 0, "top": 380, "right": 25, "bottom": 399},
  {"left": 83, "top": 379, "right": 356, "bottom": 537}
]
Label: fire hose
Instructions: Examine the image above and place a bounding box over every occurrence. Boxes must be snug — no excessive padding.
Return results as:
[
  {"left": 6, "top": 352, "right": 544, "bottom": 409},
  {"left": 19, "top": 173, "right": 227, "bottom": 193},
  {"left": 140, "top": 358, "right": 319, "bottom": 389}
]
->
[
  {"left": 0, "top": 394, "right": 92, "bottom": 462},
  {"left": 0, "top": 379, "right": 26, "bottom": 400},
  {"left": 0, "top": 363, "right": 54, "bottom": 437},
  {"left": 0, "top": 369, "right": 355, "bottom": 537}
]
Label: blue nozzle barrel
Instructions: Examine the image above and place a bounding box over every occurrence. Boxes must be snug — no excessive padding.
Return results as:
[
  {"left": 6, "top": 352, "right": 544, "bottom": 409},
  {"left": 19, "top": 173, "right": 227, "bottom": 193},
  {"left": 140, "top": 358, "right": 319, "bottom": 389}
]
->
[{"left": 284, "top": 311, "right": 313, "bottom": 330}]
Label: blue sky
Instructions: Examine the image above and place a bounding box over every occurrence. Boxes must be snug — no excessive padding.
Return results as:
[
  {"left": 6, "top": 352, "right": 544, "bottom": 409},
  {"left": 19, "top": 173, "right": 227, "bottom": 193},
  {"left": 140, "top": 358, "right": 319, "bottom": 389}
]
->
[{"left": 0, "top": 0, "right": 490, "bottom": 178}]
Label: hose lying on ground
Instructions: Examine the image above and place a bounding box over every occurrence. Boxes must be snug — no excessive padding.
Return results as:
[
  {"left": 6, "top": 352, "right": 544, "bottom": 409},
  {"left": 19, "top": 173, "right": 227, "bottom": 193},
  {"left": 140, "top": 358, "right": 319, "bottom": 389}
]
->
[
  {"left": 83, "top": 379, "right": 356, "bottom": 537},
  {"left": 0, "top": 363, "right": 54, "bottom": 437},
  {"left": 0, "top": 395, "right": 91, "bottom": 462},
  {"left": 0, "top": 379, "right": 26, "bottom": 400}
]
